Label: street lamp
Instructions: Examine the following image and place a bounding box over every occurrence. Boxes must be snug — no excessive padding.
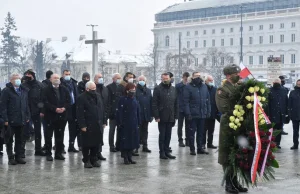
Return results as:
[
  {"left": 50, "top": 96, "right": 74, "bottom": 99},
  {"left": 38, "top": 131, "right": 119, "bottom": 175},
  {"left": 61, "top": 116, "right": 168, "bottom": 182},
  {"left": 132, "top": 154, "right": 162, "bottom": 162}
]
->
[{"left": 239, "top": 5, "right": 246, "bottom": 63}]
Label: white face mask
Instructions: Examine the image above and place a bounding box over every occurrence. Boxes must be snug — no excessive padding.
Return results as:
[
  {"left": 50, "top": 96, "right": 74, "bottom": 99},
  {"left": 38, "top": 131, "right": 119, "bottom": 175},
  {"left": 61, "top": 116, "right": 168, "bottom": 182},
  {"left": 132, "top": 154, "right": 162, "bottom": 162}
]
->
[
  {"left": 128, "top": 78, "right": 134, "bottom": 83},
  {"left": 98, "top": 78, "right": 104, "bottom": 85},
  {"left": 116, "top": 79, "right": 121, "bottom": 84}
]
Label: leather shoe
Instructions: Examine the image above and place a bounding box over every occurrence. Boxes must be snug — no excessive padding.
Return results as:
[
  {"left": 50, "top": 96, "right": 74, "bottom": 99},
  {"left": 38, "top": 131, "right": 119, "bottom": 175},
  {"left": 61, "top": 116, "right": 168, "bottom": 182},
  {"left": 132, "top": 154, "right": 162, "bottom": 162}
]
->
[
  {"left": 290, "top": 145, "right": 298, "bottom": 150},
  {"left": 190, "top": 150, "right": 196, "bottom": 155},
  {"left": 8, "top": 159, "right": 17, "bottom": 165},
  {"left": 16, "top": 158, "right": 26, "bottom": 164},
  {"left": 160, "top": 153, "right": 168, "bottom": 160},
  {"left": 35, "top": 150, "right": 47, "bottom": 156},
  {"left": 46, "top": 155, "right": 53, "bottom": 161},
  {"left": 84, "top": 161, "right": 93, "bottom": 168},
  {"left": 55, "top": 154, "right": 65, "bottom": 160},
  {"left": 142, "top": 147, "right": 151, "bottom": 153},
  {"left": 197, "top": 149, "right": 209, "bottom": 155},
  {"left": 207, "top": 144, "right": 218, "bottom": 149},
  {"left": 165, "top": 153, "right": 176, "bottom": 159},
  {"left": 277, "top": 145, "right": 282, "bottom": 149},
  {"left": 91, "top": 161, "right": 101, "bottom": 167},
  {"left": 97, "top": 153, "right": 106, "bottom": 161},
  {"left": 68, "top": 146, "right": 79, "bottom": 153},
  {"left": 282, "top": 131, "right": 288, "bottom": 135},
  {"left": 179, "top": 141, "right": 185, "bottom": 147}
]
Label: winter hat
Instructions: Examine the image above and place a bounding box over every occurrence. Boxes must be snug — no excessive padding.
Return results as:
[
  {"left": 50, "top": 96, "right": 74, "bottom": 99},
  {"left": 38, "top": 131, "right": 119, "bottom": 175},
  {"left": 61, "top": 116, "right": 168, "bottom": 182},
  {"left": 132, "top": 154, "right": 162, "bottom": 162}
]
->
[
  {"left": 82, "top": 72, "right": 90, "bottom": 81},
  {"left": 24, "top": 69, "right": 36, "bottom": 80}
]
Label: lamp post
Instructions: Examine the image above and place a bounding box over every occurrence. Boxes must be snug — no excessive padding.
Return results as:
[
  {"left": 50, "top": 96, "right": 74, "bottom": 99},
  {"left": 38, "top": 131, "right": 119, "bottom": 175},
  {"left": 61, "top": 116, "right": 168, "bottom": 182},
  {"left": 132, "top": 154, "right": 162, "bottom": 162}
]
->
[{"left": 240, "top": 5, "right": 245, "bottom": 63}]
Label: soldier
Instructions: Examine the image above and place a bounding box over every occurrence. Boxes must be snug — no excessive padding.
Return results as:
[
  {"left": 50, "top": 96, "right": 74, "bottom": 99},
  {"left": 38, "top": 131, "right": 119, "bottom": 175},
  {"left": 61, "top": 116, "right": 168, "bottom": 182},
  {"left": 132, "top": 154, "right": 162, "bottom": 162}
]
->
[{"left": 215, "top": 64, "right": 248, "bottom": 193}]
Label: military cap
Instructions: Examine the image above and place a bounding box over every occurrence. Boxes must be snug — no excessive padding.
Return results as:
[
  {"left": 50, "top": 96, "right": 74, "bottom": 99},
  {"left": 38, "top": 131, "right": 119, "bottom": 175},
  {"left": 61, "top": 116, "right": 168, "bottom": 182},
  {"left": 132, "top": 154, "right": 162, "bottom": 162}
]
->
[{"left": 223, "top": 64, "right": 241, "bottom": 75}]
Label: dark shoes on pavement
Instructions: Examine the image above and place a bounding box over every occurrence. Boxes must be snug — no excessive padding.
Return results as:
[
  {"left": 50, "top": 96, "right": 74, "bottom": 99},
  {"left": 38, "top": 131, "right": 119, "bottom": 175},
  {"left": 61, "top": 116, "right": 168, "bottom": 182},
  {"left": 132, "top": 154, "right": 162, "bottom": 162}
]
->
[
  {"left": 16, "top": 158, "right": 26, "bottom": 164},
  {"left": 132, "top": 150, "right": 139, "bottom": 156},
  {"left": 97, "top": 153, "right": 106, "bottom": 161},
  {"left": 46, "top": 155, "right": 54, "bottom": 161},
  {"left": 165, "top": 153, "right": 176, "bottom": 159},
  {"left": 197, "top": 149, "right": 209, "bottom": 155},
  {"left": 282, "top": 131, "right": 288, "bottom": 135},
  {"left": 55, "top": 154, "right": 65, "bottom": 160},
  {"left": 142, "top": 147, "right": 151, "bottom": 153},
  {"left": 190, "top": 150, "right": 196, "bottom": 156},
  {"left": 110, "top": 147, "right": 117, "bottom": 152},
  {"left": 179, "top": 140, "right": 185, "bottom": 147},
  {"left": 207, "top": 144, "right": 218, "bottom": 149},
  {"left": 160, "top": 153, "right": 168, "bottom": 160},
  {"left": 35, "top": 150, "right": 47, "bottom": 156},
  {"left": 68, "top": 146, "right": 79, "bottom": 153},
  {"left": 91, "top": 160, "right": 101, "bottom": 167},
  {"left": 124, "top": 157, "right": 130, "bottom": 165},
  {"left": 8, "top": 158, "right": 17, "bottom": 165},
  {"left": 84, "top": 161, "right": 93, "bottom": 168},
  {"left": 291, "top": 145, "right": 298, "bottom": 150}
]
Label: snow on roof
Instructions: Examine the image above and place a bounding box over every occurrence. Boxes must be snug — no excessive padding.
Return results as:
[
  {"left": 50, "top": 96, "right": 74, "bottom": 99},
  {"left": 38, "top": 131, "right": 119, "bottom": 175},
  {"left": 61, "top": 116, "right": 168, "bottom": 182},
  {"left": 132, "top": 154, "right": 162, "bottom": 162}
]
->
[{"left": 159, "top": 0, "right": 268, "bottom": 13}]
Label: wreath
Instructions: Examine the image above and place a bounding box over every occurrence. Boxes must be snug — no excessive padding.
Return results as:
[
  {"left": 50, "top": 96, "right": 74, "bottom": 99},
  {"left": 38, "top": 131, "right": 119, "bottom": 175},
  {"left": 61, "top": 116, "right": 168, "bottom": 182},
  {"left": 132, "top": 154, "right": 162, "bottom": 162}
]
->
[{"left": 223, "top": 79, "right": 280, "bottom": 187}]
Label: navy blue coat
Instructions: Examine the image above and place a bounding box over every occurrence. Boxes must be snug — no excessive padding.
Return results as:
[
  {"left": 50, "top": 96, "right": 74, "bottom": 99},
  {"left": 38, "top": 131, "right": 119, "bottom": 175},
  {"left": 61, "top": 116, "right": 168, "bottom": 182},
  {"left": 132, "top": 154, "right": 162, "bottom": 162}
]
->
[
  {"left": 288, "top": 87, "right": 300, "bottom": 121},
  {"left": 207, "top": 85, "right": 220, "bottom": 120},
  {"left": 176, "top": 82, "right": 186, "bottom": 113},
  {"left": 268, "top": 86, "right": 288, "bottom": 123},
  {"left": 183, "top": 82, "right": 211, "bottom": 119},
  {"left": 116, "top": 96, "right": 140, "bottom": 150},
  {"left": 136, "top": 85, "right": 153, "bottom": 123}
]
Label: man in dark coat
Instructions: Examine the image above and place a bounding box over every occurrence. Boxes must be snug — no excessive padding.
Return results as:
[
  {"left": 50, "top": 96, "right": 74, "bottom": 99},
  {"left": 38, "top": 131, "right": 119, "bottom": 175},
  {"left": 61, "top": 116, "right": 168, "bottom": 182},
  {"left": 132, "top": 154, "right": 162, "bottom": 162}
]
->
[
  {"left": 175, "top": 72, "right": 190, "bottom": 147},
  {"left": 183, "top": 72, "right": 211, "bottom": 155},
  {"left": 42, "top": 70, "right": 53, "bottom": 88},
  {"left": 77, "top": 81, "right": 104, "bottom": 168},
  {"left": 23, "top": 69, "right": 46, "bottom": 156},
  {"left": 0, "top": 87, "right": 3, "bottom": 156},
  {"left": 78, "top": 72, "right": 90, "bottom": 95},
  {"left": 288, "top": 79, "right": 300, "bottom": 150},
  {"left": 106, "top": 73, "right": 122, "bottom": 152},
  {"left": 136, "top": 75, "right": 152, "bottom": 153},
  {"left": 94, "top": 73, "right": 108, "bottom": 160},
  {"left": 60, "top": 70, "right": 80, "bottom": 152},
  {"left": 202, "top": 75, "right": 219, "bottom": 149},
  {"left": 268, "top": 78, "right": 289, "bottom": 149},
  {"left": 43, "top": 74, "right": 71, "bottom": 161},
  {"left": 153, "top": 73, "right": 178, "bottom": 160},
  {"left": 0, "top": 73, "right": 30, "bottom": 165},
  {"left": 279, "top": 75, "right": 289, "bottom": 135}
]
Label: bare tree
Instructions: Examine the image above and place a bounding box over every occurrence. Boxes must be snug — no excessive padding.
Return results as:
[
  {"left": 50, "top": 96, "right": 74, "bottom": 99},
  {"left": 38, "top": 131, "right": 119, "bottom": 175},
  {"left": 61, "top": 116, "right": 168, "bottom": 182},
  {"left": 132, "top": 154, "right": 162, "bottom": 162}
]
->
[
  {"left": 14, "top": 38, "right": 35, "bottom": 74},
  {"left": 98, "top": 52, "right": 107, "bottom": 78}
]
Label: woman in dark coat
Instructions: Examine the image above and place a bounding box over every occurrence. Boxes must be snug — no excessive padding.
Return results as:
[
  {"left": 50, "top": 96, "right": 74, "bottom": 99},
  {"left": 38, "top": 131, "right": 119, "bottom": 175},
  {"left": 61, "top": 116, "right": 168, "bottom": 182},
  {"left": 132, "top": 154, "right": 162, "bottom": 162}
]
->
[{"left": 116, "top": 83, "right": 140, "bottom": 164}]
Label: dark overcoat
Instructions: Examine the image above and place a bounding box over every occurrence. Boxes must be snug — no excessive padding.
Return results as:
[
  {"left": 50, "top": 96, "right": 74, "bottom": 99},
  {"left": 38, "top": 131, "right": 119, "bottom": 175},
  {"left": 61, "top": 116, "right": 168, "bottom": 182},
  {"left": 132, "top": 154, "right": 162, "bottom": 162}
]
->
[
  {"left": 268, "top": 87, "right": 288, "bottom": 123},
  {"left": 288, "top": 87, "right": 300, "bottom": 121},
  {"left": 136, "top": 84, "right": 152, "bottom": 123}
]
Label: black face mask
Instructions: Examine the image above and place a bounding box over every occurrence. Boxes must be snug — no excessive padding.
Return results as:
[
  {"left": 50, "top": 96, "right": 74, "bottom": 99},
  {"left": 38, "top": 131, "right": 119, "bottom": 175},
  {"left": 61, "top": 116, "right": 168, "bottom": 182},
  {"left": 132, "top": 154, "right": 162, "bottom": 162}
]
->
[
  {"left": 273, "top": 83, "right": 281, "bottom": 88},
  {"left": 88, "top": 90, "right": 97, "bottom": 96},
  {"left": 193, "top": 77, "right": 202, "bottom": 85},
  {"left": 128, "top": 91, "right": 136, "bottom": 98},
  {"left": 83, "top": 80, "right": 90, "bottom": 84}
]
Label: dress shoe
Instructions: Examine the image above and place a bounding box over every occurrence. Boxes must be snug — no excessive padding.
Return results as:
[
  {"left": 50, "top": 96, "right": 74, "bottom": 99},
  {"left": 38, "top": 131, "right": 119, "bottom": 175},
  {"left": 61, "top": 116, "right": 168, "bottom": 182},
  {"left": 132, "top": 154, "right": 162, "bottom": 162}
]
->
[
  {"left": 160, "top": 153, "right": 168, "bottom": 160},
  {"left": 282, "top": 131, "right": 288, "bottom": 135},
  {"left": 91, "top": 161, "right": 101, "bottom": 167},
  {"left": 8, "top": 159, "right": 17, "bottom": 165},
  {"left": 128, "top": 158, "right": 137, "bottom": 164},
  {"left": 46, "top": 155, "right": 53, "bottom": 161},
  {"left": 277, "top": 145, "right": 282, "bottom": 149},
  {"left": 16, "top": 158, "right": 26, "bottom": 164},
  {"left": 97, "top": 153, "right": 106, "bottom": 161},
  {"left": 35, "top": 150, "right": 47, "bottom": 156},
  {"left": 179, "top": 140, "right": 185, "bottom": 147},
  {"left": 197, "top": 149, "right": 209, "bottom": 155},
  {"left": 142, "top": 147, "right": 151, "bottom": 153},
  {"left": 84, "top": 161, "right": 93, "bottom": 168},
  {"left": 110, "top": 148, "right": 117, "bottom": 152},
  {"left": 165, "top": 153, "right": 176, "bottom": 159},
  {"left": 207, "top": 144, "right": 218, "bottom": 149},
  {"left": 68, "top": 146, "right": 79, "bottom": 153},
  {"left": 290, "top": 145, "right": 298, "bottom": 150},
  {"left": 190, "top": 150, "right": 196, "bottom": 155},
  {"left": 55, "top": 154, "right": 65, "bottom": 160}
]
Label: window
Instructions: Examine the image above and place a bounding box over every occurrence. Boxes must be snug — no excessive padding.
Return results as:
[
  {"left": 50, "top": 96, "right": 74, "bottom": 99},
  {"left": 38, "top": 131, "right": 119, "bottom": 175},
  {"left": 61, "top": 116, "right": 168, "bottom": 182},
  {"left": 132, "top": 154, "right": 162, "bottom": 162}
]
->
[
  {"left": 212, "top": 39, "right": 215, "bottom": 47},
  {"left": 187, "top": 31, "right": 190, "bottom": 36},
  {"left": 291, "top": 54, "right": 296, "bottom": 64},
  {"left": 249, "top": 56, "right": 253, "bottom": 65},
  {"left": 221, "top": 57, "right": 225, "bottom": 66},
  {"left": 203, "top": 40, "right": 206, "bottom": 47},
  {"left": 280, "top": 54, "right": 285, "bottom": 64},
  {"left": 203, "top": 30, "right": 206, "bottom": 35},
  {"left": 259, "top": 36, "right": 263, "bottom": 44},
  {"left": 221, "top": 28, "right": 224, "bottom": 33},
  {"left": 195, "top": 40, "right": 198, "bottom": 48},
  {"left": 292, "top": 34, "right": 296, "bottom": 42},
  {"left": 230, "top": 57, "right": 234, "bottom": 64},
  {"left": 195, "top": 58, "right": 199, "bottom": 66},
  {"left": 249, "top": 37, "right": 253, "bottom": 45},
  {"left": 269, "top": 24, "right": 273, "bottom": 29},
  {"left": 187, "top": 41, "right": 190, "bottom": 48},
  {"left": 203, "top": 58, "right": 207, "bottom": 66},
  {"left": 212, "top": 29, "right": 215, "bottom": 34},
  {"left": 195, "top": 31, "right": 198, "bottom": 36},
  {"left": 230, "top": 38, "right": 233, "bottom": 46},
  {"left": 259, "top": 56, "right": 264, "bottom": 65},
  {"left": 280, "top": 34, "right": 284, "bottom": 43},
  {"left": 249, "top": 26, "right": 253, "bottom": 31},
  {"left": 230, "top": 28, "right": 234, "bottom": 33},
  {"left": 269, "top": 35, "right": 273, "bottom": 43},
  {"left": 259, "top": 25, "right": 263, "bottom": 30},
  {"left": 165, "top": 36, "right": 170, "bottom": 47},
  {"left": 221, "top": 39, "right": 224, "bottom": 46},
  {"left": 280, "top": 23, "right": 284, "bottom": 29},
  {"left": 292, "top": 22, "right": 296, "bottom": 28}
]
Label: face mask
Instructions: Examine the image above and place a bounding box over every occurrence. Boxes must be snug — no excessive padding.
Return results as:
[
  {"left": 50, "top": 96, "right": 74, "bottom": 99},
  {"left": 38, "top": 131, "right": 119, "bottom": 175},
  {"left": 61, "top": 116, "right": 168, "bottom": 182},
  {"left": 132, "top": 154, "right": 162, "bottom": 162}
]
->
[
  {"left": 138, "top": 81, "right": 145, "bottom": 87},
  {"left": 98, "top": 78, "right": 104, "bottom": 85},
  {"left": 64, "top": 76, "right": 71, "bottom": 81},
  {"left": 25, "top": 76, "right": 32, "bottom": 82},
  {"left": 128, "top": 91, "right": 136, "bottom": 97},
  {"left": 230, "top": 75, "right": 240, "bottom": 84},
  {"left": 192, "top": 77, "right": 201, "bottom": 85},
  {"left": 83, "top": 79, "right": 89, "bottom": 84},
  {"left": 116, "top": 79, "right": 121, "bottom": 84},
  {"left": 207, "top": 82, "right": 214, "bottom": 87},
  {"left": 53, "top": 79, "right": 61, "bottom": 86},
  {"left": 15, "top": 79, "right": 21, "bottom": 87},
  {"left": 163, "top": 80, "right": 170, "bottom": 85},
  {"left": 128, "top": 78, "right": 134, "bottom": 83},
  {"left": 273, "top": 83, "right": 281, "bottom": 88},
  {"left": 88, "top": 90, "right": 96, "bottom": 95}
]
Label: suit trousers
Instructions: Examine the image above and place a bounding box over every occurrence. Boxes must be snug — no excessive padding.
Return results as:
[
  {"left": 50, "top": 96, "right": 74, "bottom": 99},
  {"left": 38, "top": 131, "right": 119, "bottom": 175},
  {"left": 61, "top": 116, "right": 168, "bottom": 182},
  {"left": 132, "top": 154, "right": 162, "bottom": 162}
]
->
[
  {"left": 158, "top": 122, "right": 173, "bottom": 154},
  {"left": 45, "top": 120, "right": 67, "bottom": 156},
  {"left": 6, "top": 126, "right": 24, "bottom": 159},
  {"left": 203, "top": 119, "right": 216, "bottom": 146},
  {"left": 177, "top": 112, "right": 189, "bottom": 142},
  {"left": 189, "top": 118, "right": 205, "bottom": 151},
  {"left": 82, "top": 146, "right": 99, "bottom": 163}
]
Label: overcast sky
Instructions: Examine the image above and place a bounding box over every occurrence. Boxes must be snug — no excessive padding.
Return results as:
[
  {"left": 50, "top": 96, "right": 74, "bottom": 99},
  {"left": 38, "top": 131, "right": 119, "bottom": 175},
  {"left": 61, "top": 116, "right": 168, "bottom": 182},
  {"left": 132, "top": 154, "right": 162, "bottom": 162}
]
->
[{"left": 0, "top": 0, "right": 183, "bottom": 59}]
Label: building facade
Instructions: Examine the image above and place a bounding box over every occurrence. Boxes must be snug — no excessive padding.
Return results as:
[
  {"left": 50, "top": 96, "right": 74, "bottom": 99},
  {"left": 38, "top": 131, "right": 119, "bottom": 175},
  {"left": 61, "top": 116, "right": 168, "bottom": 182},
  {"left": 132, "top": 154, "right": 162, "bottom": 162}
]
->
[{"left": 153, "top": 0, "right": 300, "bottom": 85}]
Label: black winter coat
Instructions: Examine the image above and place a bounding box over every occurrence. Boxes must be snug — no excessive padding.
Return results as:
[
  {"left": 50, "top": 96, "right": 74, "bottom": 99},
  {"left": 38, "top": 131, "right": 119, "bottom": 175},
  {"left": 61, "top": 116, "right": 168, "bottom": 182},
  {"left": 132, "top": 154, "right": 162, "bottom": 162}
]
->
[
  {"left": 77, "top": 92, "right": 104, "bottom": 147},
  {"left": 42, "top": 79, "right": 52, "bottom": 88},
  {"left": 175, "top": 82, "right": 186, "bottom": 113},
  {"left": 207, "top": 85, "right": 220, "bottom": 120},
  {"left": 42, "top": 85, "right": 71, "bottom": 122},
  {"left": 116, "top": 96, "right": 140, "bottom": 150},
  {"left": 107, "top": 82, "right": 123, "bottom": 119},
  {"left": 0, "top": 83, "right": 30, "bottom": 126},
  {"left": 288, "top": 87, "right": 300, "bottom": 121},
  {"left": 23, "top": 80, "right": 44, "bottom": 116},
  {"left": 77, "top": 81, "right": 86, "bottom": 95},
  {"left": 268, "top": 86, "right": 288, "bottom": 123},
  {"left": 136, "top": 85, "right": 152, "bottom": 123},
  {"left": 96, "top": 84, "right": 109, "bottom": 124},
  {"left": 152, "top": 83, "right": 178, "bottom": 122},
  {"left": 183, "top": 82, "right": 211, "bottom": 119}
]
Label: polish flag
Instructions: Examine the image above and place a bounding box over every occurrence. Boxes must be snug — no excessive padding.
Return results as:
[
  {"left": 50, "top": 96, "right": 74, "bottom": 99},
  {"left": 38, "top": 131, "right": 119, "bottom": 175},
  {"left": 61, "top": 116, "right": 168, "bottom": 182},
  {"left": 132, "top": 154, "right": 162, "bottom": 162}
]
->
[{"left": 240, "top": 62, "right": 251, "bottom": 79}]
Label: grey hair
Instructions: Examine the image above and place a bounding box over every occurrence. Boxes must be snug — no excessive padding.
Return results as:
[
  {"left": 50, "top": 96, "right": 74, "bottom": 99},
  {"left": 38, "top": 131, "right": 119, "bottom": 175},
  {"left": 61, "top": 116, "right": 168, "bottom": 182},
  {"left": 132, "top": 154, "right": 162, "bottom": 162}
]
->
[
  {"left": 273, "top": 78, "right": 281, "bottom": 83},
  {"left": 85, "top": 81, "right": 95, "bottom": 89},
  {"left": 204, "top": 75, "right": 213, "bottom": 81},
  {"left": 138, "top": 75, "right": 147, "bottom": 82},
  {"left": 112, "top": 73, "right": 120, "bottom": 78},
  {"left": 10, "top": 73, "right": 20, "bottom": 80}
]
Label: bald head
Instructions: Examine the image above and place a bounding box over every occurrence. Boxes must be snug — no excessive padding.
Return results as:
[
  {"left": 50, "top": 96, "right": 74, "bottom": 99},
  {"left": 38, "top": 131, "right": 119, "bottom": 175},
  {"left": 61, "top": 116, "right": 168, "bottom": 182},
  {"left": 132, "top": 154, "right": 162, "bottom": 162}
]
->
[
  {"left": 50, "top": 74, "right": 61, "bottom": 87},
  {"left": 85, "top": 81, "right": 96, "bottom": 91},
  {"left": 273, "top": 78, "right": 281, "bottom": 84}
]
